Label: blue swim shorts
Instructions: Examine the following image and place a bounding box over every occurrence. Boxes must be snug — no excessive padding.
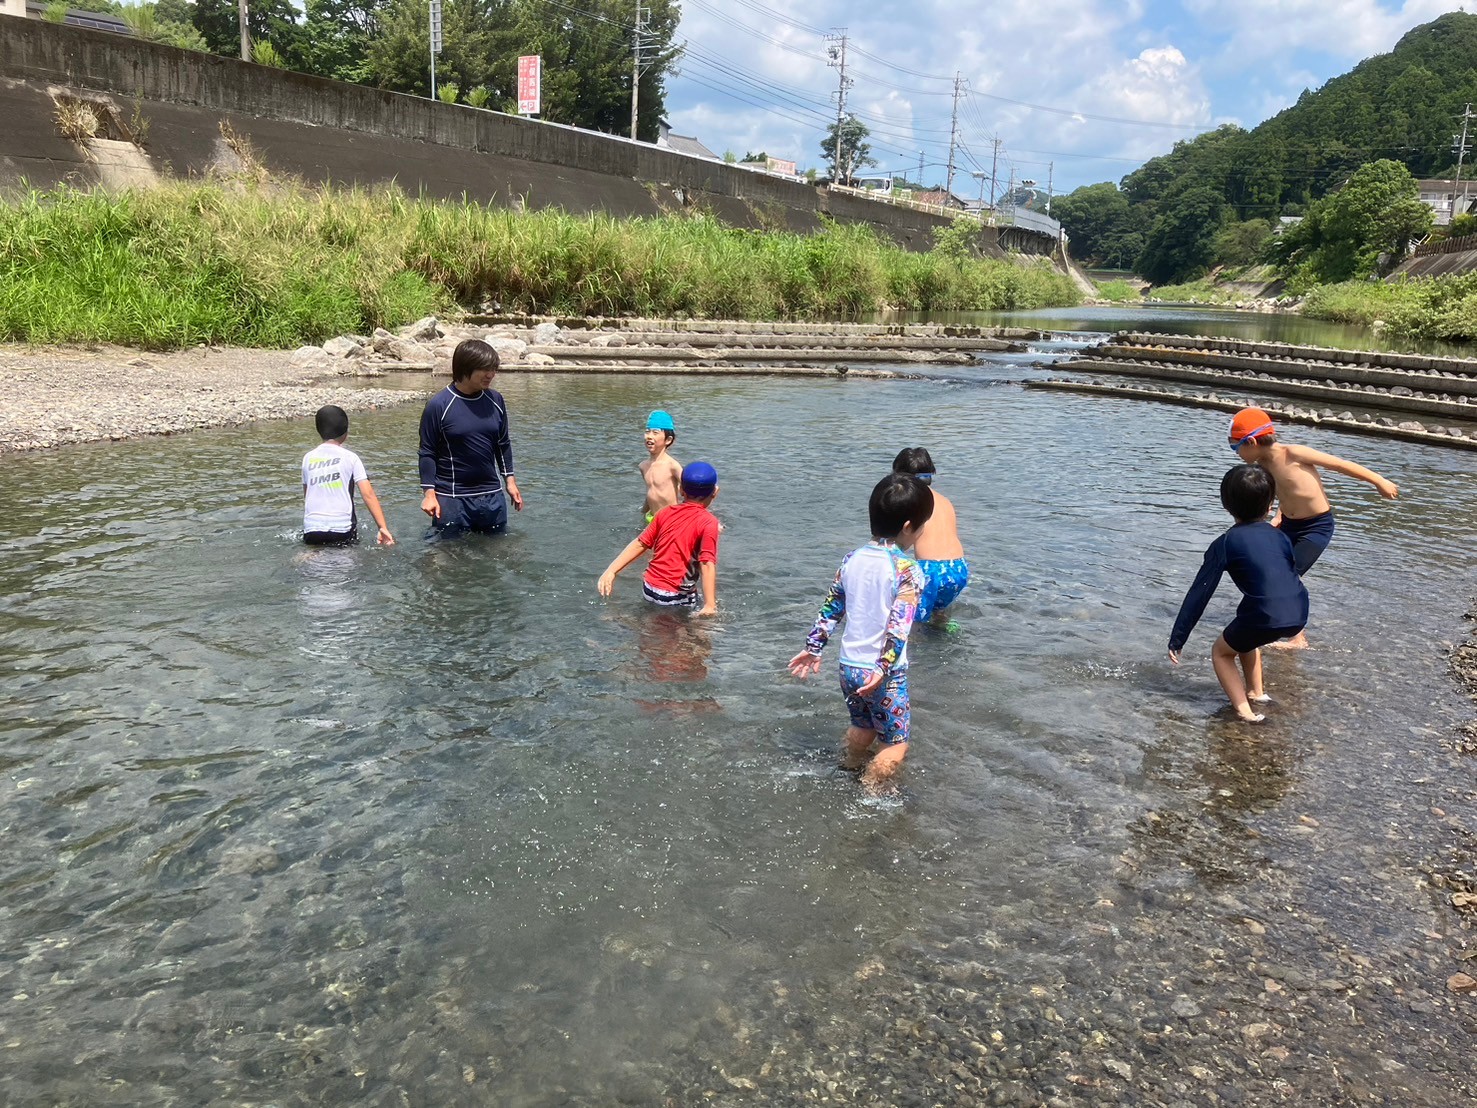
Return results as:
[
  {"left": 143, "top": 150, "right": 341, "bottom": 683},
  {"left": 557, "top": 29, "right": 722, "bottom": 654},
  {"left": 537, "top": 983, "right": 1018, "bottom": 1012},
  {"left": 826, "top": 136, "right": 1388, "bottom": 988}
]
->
[
  {"left": 642, "top": 580, "right": 700, "bottom": 609},
  {"left": 916, "top": 557, "right": 970, "bottom": 622},
  {"left": 433, "top": 492, "right": 508, "bottom": 536},
  {"left": 1277, "top": 510, "right": 1334, "bottom": 576},
  {"left": 839, "top": 663, "right": 911, "bottom": 745}
]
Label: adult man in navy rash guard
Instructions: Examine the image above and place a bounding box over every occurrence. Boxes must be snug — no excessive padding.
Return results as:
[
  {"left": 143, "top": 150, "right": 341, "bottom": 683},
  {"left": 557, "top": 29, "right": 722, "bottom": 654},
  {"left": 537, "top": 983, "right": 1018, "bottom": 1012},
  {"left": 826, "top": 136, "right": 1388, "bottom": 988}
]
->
[{"left": 418, "top": 339, "right": 524, "bottom": 536}]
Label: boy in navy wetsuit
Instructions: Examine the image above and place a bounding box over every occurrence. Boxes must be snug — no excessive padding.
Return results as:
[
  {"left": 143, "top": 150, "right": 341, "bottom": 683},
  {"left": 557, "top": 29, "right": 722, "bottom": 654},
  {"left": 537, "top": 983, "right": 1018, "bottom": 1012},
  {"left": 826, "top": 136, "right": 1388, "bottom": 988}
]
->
[
  {"left": 789, "top": 473, "right": 933, "bottom": 789},
  {"left": 1228, "top": 406, "right": 1397, "bottom": 648},
  {"left": 418, "top": 340, "right": 523, "bottom": 536},
  {"left": 1169, "top": 464, "right": 1309, "bottom": 723},
  {"left": 597, "top": 462, "right": 720, "bottom": 615}
]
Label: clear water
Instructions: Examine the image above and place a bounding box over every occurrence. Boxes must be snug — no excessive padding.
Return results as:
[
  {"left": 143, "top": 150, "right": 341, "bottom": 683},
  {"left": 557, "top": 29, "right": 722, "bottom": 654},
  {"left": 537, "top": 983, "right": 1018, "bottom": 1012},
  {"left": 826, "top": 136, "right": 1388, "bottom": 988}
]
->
[{"left": 2, "top": 342, "right": 1475, "bottom": 1104}]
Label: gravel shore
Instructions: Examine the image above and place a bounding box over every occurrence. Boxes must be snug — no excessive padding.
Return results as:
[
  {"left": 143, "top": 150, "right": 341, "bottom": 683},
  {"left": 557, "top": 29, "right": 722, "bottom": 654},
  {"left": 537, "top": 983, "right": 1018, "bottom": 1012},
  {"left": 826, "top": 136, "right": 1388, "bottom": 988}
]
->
[{"left": 0, "top": 344, "right": 417, "bottom": 453}]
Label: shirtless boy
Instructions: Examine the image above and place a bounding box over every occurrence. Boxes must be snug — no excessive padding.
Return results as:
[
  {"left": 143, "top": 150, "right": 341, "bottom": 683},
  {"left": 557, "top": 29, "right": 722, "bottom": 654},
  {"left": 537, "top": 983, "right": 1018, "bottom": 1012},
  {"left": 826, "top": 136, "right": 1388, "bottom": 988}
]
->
[
  {"left": 640, "top": 410, "right": 684, "bottom": 523},
  {"left": 1228, "top": 407, "right": 1398, "bottom": 647},
  {"left": 892, "top": 448, "right": 969, "bottom": 623}
]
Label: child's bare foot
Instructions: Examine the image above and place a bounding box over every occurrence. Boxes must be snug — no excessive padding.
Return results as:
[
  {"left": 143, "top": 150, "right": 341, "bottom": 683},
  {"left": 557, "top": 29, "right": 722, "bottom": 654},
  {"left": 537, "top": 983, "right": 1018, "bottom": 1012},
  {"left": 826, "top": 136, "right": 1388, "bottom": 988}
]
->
[
  {"left": 1266, "top": 631, "right": 1309, "bottom": 650},
  {"left": 1235, "top": 709, "right": 1266, "bottom": 723},
  {"left": 838, "top": 751, "right": 871, "bottom": 772}
]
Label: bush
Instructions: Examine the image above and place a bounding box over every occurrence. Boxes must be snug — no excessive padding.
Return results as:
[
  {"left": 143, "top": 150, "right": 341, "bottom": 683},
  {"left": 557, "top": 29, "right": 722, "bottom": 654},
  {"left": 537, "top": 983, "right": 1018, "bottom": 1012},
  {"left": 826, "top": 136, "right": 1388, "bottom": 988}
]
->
[{"left": 0, "top": 181, "right": 1081, "bottom": 349}]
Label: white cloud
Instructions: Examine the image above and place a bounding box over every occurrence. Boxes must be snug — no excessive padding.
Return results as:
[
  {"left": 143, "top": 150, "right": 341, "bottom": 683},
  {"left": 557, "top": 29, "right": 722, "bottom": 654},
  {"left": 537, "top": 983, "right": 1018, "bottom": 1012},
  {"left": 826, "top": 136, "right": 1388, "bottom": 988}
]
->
[{"left": 1182, "top": 0, "right": 1459, "bottom": 63}]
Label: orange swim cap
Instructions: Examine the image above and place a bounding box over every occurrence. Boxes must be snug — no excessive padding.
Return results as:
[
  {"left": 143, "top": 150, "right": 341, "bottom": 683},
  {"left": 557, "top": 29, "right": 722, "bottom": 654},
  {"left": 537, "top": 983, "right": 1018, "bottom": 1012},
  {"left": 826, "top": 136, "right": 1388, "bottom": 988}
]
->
[{"left": 1228, "top": 407, "right": 1275, "bottom": 444}]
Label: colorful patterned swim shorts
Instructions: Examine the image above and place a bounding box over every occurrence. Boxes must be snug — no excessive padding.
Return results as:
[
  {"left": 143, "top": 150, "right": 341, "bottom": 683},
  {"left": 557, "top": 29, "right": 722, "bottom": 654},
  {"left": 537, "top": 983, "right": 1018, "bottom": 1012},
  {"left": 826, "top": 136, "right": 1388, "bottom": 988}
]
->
[
  {"left": 838, "top": 663, "right": 911, "bottom": 745},
  {"left": 916, "top": 557, "right": 970, "bottom": 622}
]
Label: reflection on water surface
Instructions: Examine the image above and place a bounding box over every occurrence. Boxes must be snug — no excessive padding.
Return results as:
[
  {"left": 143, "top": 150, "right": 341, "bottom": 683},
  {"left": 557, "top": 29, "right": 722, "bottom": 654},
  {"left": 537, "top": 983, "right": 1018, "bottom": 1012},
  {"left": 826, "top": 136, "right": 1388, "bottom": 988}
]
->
[{"left": 1, "top": 355, "right": 1474, "bottom": 1104}]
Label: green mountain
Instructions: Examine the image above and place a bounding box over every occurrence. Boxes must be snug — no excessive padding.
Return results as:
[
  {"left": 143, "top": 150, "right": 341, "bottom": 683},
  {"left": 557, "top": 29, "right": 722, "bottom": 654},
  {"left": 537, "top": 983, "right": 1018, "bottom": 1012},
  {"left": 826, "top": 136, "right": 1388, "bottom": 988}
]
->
[{"left": 1054, "top": 12, "right": 1477, "bottom": 282}]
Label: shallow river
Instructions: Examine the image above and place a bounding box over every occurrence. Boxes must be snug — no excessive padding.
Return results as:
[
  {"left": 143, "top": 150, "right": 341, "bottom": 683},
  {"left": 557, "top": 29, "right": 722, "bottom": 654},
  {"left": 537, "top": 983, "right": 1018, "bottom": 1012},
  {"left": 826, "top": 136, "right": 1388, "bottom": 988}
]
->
[{"left": 2, "top": 314, "right": 1475, "bottom": 1105}]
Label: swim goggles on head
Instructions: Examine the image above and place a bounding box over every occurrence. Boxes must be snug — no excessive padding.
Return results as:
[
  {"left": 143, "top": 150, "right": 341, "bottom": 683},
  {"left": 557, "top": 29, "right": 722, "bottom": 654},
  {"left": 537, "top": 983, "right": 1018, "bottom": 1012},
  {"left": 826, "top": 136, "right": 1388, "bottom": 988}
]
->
[
  {"left": 913, "top": 472, "right": 935, "bottom": 484},
  {"left": 1228, "top": 423, "right": 1273, "bottom": 453}
]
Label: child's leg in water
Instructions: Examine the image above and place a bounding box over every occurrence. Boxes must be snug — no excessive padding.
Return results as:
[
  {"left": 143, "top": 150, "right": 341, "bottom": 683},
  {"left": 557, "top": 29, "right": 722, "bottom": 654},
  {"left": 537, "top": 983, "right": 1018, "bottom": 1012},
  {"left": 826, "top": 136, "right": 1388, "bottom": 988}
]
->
[
  {"left": 861, "top": 741, "right": 908, "bottom": 789},
  {"left": 1211, "top": 634, "right": 1265, "bottom": 722},
  {"left": 840, "top": 726, "right": 876, "bottom": 770},
  {"left": 1241, "top": 647, "right": 1269, "bottom": 701}
]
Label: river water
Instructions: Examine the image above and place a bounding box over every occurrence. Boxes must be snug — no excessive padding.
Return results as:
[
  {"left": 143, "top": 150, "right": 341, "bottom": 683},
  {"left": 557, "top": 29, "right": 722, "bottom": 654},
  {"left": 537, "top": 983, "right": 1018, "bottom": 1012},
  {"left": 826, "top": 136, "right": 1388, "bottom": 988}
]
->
[{"left": 2, "top": 308, "right": 1474, "bottom": 1105}]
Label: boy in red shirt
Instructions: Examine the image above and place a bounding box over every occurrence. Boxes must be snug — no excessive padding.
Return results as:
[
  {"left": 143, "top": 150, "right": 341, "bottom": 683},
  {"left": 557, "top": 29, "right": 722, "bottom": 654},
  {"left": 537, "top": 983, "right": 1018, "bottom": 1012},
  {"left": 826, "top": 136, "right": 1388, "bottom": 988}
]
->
[{"left": 597, "top": 462, "right": 720, "bottom": 616}]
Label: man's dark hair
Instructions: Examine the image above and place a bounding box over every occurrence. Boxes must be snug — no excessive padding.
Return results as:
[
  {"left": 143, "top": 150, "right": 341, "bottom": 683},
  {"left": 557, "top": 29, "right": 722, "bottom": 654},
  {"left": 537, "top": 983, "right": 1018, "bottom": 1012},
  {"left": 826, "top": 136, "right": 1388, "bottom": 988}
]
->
[
  {"left": 660, "top": 430, "right": 675, "bottom": 445},
  {"left": 451, "top": 339, "right": 500, "bottom": 383},
  {"left": 870, "top": 473, "right": 934, "bottom": 539},
  {"left": 1220, "top": 464, "right": 1275, "bottom": 523},
  {"left": 315, "top": 404, "right": 349, "bottom": 441},
  {"left": 891, "top": 447, "right": 935, "bottom": 476}
]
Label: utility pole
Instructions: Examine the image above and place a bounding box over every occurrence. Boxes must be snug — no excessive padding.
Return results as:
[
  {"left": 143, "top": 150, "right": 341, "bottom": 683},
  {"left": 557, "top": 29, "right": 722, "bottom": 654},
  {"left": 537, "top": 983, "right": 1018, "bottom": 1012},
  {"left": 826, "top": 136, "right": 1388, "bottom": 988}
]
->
[
  {"left": 945, "top": 72, "right": 963, "bottom": 200},
  {"left": 825, "top": 31, "right": 852, "bottom": 184},
  {"left": 971, "top": 171, "right": 987, "bottom": 205},
  {"left": 1455, "top": 103, "right": 1476, "bottom": 218},
  {"left": 630, "top": 2, "right": 647, "bottom": 140},
  {"left": 428, "top": 0, "right": 442, "bottom": 98},
  {"left": 989, "top": 136, "right": 1001, "bottom": 209},
  {"left": 917, "top": 151, "right": 925, "bottom": 189},
  {"left": 1046, "top": 161, "right": 1054, "bottom": 215},
  {"left": 238, "top": 0, "right": 250, "bottom": 60}
]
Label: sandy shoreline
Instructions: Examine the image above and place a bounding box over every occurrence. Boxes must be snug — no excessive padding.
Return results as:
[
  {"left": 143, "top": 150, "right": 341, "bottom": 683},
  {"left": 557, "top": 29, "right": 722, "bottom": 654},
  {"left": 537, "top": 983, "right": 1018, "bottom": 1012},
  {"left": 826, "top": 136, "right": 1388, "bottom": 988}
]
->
[{"left": 0, "top": 344, "right": 419, "bottom": 454}]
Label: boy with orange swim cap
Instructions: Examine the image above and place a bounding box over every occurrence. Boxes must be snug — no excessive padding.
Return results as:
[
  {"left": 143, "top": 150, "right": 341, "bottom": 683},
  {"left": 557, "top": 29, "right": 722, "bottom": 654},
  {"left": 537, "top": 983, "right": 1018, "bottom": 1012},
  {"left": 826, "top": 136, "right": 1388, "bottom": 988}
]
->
[{"left": 1226, "top": 406, "right": 1399, "bottom": 648}]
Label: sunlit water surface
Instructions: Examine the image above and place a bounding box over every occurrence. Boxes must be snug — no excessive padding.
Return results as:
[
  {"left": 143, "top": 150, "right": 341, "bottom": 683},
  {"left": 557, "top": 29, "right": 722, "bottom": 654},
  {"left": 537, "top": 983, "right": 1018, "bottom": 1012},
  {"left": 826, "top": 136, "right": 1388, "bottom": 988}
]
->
[{"left": 2, "top": 344, "right": 1474, "bottom": 1104}]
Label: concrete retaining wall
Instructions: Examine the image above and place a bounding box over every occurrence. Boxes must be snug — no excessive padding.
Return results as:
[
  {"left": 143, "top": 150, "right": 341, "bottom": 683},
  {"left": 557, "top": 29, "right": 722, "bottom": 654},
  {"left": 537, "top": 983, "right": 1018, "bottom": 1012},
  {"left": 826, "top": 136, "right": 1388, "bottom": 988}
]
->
[{"left": 0, "top": 16, "right": 1018, "bottom": 256}]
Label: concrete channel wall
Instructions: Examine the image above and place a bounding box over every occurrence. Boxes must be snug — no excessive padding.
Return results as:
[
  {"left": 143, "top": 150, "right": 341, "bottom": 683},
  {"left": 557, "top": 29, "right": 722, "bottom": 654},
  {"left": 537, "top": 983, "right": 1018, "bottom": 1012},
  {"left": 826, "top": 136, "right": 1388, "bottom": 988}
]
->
[{"left": 0, "top": 17, "right": 1049, "bottom": 258}]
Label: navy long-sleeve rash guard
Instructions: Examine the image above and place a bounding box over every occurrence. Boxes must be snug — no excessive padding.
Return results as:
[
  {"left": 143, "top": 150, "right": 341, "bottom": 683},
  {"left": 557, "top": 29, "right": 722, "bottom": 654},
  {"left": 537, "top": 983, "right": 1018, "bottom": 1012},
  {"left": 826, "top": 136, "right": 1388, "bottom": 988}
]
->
[
  {"left": 1169, "top": 520, "right": 1309, "bottom": 653},
  {"left": 417, "top": 385, "right": 514, "bottom": 497}
]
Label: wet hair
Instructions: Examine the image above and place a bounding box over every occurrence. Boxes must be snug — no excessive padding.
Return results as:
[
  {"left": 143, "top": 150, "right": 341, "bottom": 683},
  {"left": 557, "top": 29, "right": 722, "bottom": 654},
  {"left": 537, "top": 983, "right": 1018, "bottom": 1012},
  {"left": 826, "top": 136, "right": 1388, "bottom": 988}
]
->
[
  {"left": 315, "top": 404, "right": 349, "bottom": 441},
  {"left": 869, "top": 473, "right": 934, "bottom": 540},
  {"left": 891, "top": 447, "right": 935, "bottom": 476},
  {"left": 451, "top": 339, "right": 499, "bottom": 383},
  {"left": 654, "top": 429, "right": 676, "bottom": 445},
  {"left": 1220, "top": 464, "right": 1275, "bottom": 523}
]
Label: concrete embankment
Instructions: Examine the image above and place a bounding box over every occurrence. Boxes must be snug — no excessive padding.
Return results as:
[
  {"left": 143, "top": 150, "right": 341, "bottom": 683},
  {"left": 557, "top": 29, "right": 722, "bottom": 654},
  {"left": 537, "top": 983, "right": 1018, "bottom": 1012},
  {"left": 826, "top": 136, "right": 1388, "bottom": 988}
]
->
[{"left": 1037, "top": 332, "right": 1477, "bottom": 451}]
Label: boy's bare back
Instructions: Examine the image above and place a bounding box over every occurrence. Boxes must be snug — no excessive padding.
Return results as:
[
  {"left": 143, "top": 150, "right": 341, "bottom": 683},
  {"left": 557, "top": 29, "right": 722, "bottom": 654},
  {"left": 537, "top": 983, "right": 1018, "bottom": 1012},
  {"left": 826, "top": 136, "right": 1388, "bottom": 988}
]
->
[{"left": 913, "top": 489, "right": 964, "bottom": 560}]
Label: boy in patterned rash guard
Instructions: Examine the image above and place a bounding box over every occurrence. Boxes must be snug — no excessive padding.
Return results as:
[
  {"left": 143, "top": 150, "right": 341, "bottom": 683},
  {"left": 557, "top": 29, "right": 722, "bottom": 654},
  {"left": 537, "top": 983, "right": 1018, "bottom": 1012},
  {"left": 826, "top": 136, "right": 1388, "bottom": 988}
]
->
[{"left": 788, "top": 474, "right": 933, "bottom": 789}]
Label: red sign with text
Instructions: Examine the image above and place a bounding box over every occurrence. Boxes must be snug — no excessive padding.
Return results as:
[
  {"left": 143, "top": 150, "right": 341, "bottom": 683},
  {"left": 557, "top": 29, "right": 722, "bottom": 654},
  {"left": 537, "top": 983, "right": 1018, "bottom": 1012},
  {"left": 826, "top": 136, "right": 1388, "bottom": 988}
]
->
[{"left": 517, "top": 55, "right": 541, "bottom": 116}]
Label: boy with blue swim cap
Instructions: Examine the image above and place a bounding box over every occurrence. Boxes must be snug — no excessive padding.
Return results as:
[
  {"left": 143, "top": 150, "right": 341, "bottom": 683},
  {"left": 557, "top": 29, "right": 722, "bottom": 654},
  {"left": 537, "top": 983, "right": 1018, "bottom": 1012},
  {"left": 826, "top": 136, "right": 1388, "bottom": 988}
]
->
[
  {"left": 639, "top": 409, "right": 684, "bottom": 524},
  {"left": 600, "top": 460, "right": 721, "bottom": 615}
]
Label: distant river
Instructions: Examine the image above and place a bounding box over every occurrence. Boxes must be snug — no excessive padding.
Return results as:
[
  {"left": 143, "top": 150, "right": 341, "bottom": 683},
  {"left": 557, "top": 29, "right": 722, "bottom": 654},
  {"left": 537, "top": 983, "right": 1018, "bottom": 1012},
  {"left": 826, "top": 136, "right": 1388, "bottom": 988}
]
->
[{"left": 1, "top": 327, "right": 1473, "bottom": 1102}]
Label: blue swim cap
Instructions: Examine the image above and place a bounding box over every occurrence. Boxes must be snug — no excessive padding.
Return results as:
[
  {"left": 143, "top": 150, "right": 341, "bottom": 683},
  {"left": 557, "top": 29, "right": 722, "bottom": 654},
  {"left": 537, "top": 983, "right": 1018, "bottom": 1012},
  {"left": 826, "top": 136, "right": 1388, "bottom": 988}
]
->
[
  {"left": 681, "top": 461, "right": 718, "bottom": 497},
  {"left": 647, "top": 410, "right": 675, "bottom": 432}
]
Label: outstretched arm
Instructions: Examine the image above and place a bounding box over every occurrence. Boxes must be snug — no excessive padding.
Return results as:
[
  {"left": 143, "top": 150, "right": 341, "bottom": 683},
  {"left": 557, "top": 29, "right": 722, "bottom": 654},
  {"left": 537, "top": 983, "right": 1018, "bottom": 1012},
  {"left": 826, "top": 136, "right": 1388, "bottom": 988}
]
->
[
  {"left": 1286, "top": 444, "right": 1398, "bottom": 499},
  {"left": 1168, "top": 538, "right": 1227, "bottom": 656},
  {"left": 597, "top": 539, "right": 649, "bottom": 596},
  {"left": 789, "top": 566, "right": 846, "bottom": 677},
  {"left": 357, "top": 479, "right": 395, "bottom": 546}
]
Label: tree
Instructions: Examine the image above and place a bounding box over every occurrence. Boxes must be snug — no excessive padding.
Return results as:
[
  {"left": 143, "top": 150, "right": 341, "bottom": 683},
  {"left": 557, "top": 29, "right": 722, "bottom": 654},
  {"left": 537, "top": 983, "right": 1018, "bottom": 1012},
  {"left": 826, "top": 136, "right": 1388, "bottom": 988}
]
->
[
  {"left": 194, "top": 0, "right": 304, "bottom": 60},
  {"left": 366, "top": 0, "right": 518, "bottom": 98},
  {"left": 297, "top": 0, "right": 387, "bottom": 83},
  {"left": 1049, "top": 182, "right": 1148, "bottom": 267},
  {"left": 1136, "top": 186, "right": 1228, "bottom": 285},
  {"left": 1271, "top": 159, "right": 1432, "bottom": 282},
  {"left": 1212, "top": 219, "right": 1273, "bottom": 268},
  {"left": 821, "top": 115, "right": 874, "bottom": 185}
]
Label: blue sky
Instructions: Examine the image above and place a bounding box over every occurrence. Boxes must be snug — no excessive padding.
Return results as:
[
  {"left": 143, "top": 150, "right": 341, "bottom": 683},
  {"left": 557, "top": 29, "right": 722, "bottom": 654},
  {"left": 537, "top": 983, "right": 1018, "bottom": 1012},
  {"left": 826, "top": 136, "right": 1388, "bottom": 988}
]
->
[{"left": 662, "top": 0, "right": 1466, "bottom": 196}]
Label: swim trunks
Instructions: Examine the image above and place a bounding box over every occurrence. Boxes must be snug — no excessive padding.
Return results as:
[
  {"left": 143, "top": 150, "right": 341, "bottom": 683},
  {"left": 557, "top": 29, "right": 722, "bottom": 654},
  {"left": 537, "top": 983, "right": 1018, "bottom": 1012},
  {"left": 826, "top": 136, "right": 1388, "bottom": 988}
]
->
[
  {"left": 1276, "top": 510, "right": 1335, "bottom": 576},
  {"left": 916, "top": 557, "right": 970, "bottom": 622},
  {"left": 1223, "top": 618, "right": 1306, "bottom": 654},
  {"left": 433, "top": 492, "right": 508, "bottom": 536},
  {"left": 839, "top": 663, "right": 910, "bottom": 745},
  {"left": 642, "top": 581, "right": 700, "bottom": 609},
  {"left": 303, "top": 528, "right": 358, "bottom": 546}
]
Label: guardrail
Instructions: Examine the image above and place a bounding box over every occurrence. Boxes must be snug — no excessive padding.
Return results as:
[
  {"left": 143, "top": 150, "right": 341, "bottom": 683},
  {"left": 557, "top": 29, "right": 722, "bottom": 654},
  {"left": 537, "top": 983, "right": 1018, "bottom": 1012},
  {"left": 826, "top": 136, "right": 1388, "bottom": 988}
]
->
[
  {"left": 1413, "top": 232, "right": 1477, "bottom": 257},
  {"left": 828, "top": 185, "right": 1064, "bottom": 239}
]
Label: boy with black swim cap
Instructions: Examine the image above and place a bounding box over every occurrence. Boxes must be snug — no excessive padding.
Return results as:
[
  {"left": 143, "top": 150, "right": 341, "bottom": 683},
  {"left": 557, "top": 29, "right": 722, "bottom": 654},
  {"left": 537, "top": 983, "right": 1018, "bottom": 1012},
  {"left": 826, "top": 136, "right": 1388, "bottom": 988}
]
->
[
  {"left": 598, "top": 461, "right": 721, "bottom": 615},
  {"left": 300, "top": 405, "right": 394, "bottom": 546},
  {"left": 1168, "top": 464, "right": 1308, "bottom": 723}
]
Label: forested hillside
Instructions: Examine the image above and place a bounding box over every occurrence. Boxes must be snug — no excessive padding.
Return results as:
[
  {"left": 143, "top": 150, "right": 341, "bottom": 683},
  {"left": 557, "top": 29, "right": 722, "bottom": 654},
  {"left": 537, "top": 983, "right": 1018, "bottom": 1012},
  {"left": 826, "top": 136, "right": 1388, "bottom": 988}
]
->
[{"left": 1054, "top": 12, "right": 1477, "bottom": 283}]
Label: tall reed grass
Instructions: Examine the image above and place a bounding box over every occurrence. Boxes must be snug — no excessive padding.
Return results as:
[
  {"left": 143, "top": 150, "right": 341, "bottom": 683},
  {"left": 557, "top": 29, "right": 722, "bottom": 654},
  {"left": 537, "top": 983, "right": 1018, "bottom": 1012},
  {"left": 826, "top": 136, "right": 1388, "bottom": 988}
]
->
[
  {"left": 0, "top": 181, "right": 1080, "bottom": 349},
  {"left": 1301, "top": 276, "right": 1477, "bottom": 341}
]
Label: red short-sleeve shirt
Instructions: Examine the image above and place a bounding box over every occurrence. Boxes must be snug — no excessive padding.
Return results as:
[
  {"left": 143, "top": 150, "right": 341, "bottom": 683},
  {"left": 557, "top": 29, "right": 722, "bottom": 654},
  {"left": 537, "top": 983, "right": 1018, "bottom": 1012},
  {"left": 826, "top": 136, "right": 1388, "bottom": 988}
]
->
[{"left": 638, "top": 502, "right": 720, "bottom": 593}]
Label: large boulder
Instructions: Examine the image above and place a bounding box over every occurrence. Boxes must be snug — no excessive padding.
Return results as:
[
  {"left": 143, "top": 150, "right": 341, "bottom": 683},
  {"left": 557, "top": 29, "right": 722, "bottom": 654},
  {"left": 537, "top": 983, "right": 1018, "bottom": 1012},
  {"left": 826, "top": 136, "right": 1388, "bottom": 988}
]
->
[
  {"left": 532, "top": 321, "right": 562, "bottom": 345},
  {"left": 525, "top": 352, "right": 557, "bottom": 366},
  {"left": 485, "top": 336, "right": 529, "bottom": 364},
  {"left": 399, "top": 316, "right": 443, "bottom": 342},
  {"left": 322, "top": 335, "right": 365, "bottom": 357}
]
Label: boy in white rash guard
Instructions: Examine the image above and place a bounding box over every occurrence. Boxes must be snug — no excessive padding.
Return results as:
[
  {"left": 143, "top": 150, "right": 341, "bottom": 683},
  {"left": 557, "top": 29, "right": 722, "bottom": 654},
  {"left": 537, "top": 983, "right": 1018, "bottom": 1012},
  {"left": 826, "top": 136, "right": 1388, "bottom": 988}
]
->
[
  {"left": 788, "top": 473, "right": 933, "bottom": 789},
  {"left": 301, "top": 405, "right": 394, "bottom": 546}
]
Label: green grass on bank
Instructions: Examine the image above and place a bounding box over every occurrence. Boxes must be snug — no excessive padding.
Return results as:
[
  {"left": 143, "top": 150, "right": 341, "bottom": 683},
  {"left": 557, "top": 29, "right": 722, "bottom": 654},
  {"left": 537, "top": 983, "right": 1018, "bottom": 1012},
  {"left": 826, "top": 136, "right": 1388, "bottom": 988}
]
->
[
  {"left": 1301, "top": 275, "right": 1477, "bottom": 341},
  {"left": 1144, "top": 278, "right": 1240, "bottom": 304},
  {"left": 1092, "top": 279, "right": 1141, "bottom": 302},
  {"left": 0, "top": 182, "right": 1081, "bottom": 349}
]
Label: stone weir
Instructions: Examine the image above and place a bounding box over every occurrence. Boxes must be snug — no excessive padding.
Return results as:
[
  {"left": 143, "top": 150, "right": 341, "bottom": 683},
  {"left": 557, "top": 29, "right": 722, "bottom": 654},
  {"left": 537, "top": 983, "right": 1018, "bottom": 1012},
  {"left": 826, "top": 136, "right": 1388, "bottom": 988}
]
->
[
  {"left": 1030, "top": 331, "right": 1477, "bottom": 451},
  {"left": 300, "top": 317, "right": 1041, "bottom": 379}
]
